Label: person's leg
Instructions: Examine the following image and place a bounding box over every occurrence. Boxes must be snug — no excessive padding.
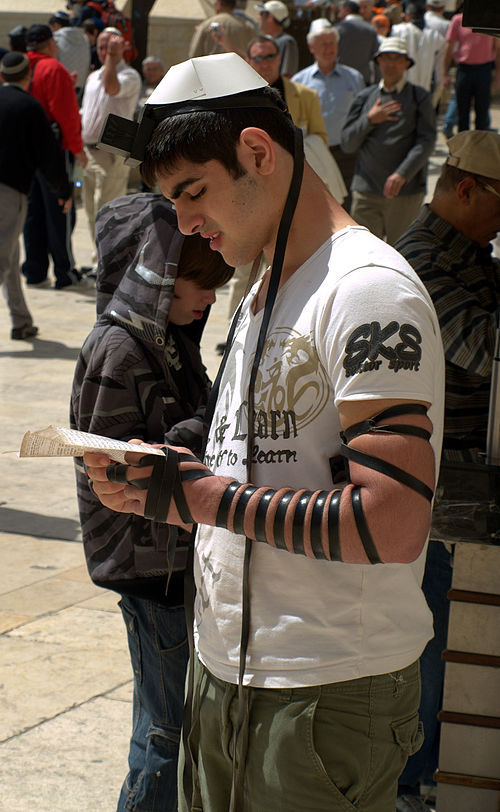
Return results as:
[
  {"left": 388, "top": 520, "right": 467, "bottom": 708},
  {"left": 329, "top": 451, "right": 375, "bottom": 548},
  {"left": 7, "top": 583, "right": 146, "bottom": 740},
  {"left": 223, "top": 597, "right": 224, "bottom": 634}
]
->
[
  {"left": 472, "top": 63, "right": 492, "bottom": 131},
  {"left": 351, "top": 191, "right": 385, "bottom": 239},
  {"left": 398, "top": 541, "right": 453, "bottom": 799},
  {"left": 181, "top": 658, "right": 422, "bottom": 812},
  {"left": 21, "top": 173, "right": 50, "bottom": 285},
  {"left": 0, "top": 184, "right": 33, "bottom": 332},
  {"left": 442, "top": 91, "right": 458, "bottom": 137},
  {"left": 385, "top": 194, "right": 424, "bottom": 246},
  {"left": 83, "top": 148, "right": 130, "bottom": 260},
  {"left": 100, "top": 154, "right": 131, "bottom": 205},
  {"left": 117, "top": 596, "right": 189, "bottom": 812},
  {"left": 455, "top": 65, "right": 473, "bottom": 132},
  {"left": 35, "top": 166, "right": 76, "bottom": 288},
  {"left": 83, "top": 147, "right": 100, "bottom": 246}
]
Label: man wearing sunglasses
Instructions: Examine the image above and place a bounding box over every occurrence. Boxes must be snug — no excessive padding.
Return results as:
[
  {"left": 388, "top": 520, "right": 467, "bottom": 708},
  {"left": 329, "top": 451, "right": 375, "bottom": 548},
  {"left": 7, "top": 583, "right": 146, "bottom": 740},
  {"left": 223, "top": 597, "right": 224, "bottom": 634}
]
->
[{"left": 255, "top": 0, "right": 298, "bottom": 77}]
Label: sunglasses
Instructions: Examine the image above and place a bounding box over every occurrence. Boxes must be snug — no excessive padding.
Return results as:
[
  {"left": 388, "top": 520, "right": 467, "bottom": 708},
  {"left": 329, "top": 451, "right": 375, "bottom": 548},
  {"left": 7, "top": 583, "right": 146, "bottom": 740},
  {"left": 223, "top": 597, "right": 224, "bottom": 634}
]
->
[
  {"left": 479, "top": 182, "right": 500, "bottom": 201},
  {"left": 250, "top": 53, "right": 279, "bottom": 62}
]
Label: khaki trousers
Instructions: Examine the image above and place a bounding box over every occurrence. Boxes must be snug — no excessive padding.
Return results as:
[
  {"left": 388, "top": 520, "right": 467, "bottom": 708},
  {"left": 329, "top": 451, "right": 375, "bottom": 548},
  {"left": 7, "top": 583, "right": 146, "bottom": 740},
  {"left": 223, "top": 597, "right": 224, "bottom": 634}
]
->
[
  {"left": 351, "top": 190, "right": 424, "bottom": 246},
  {"left": 83, "top": 146, "right": 131, "bottom": 251},
  {"left": 179, "top": 656, "right": 422, "bottom": 812}
]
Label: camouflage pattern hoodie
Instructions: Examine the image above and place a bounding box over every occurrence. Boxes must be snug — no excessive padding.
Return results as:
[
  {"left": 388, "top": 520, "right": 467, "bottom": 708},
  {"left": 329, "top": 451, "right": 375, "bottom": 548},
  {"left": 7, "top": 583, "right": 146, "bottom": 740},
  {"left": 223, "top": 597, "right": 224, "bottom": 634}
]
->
[{"left": 70, "top": 193, "right": 210, "bottom": 605}]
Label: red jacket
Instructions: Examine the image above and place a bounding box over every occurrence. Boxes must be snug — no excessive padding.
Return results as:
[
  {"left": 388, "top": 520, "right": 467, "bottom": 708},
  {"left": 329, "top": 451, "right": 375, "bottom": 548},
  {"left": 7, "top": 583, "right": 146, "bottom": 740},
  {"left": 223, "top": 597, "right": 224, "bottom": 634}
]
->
[{"left": 27, "top": 51, "right": 83, "bottom": 155}]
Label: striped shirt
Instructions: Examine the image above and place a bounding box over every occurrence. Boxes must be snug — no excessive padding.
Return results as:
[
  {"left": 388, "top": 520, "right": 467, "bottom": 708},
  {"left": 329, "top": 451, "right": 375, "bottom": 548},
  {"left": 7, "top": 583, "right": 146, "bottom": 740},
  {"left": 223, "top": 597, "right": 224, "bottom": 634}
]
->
[{"left": 396, "top": 205, "right": 500, "bottom": 461}]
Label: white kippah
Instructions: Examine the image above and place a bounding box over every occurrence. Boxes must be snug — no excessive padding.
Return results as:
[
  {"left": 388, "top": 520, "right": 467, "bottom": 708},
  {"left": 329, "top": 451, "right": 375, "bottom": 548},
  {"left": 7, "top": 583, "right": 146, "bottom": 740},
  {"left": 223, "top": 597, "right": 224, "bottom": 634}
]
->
[{"left": 146, "top": 54, "right": 268, "bottom": 108}]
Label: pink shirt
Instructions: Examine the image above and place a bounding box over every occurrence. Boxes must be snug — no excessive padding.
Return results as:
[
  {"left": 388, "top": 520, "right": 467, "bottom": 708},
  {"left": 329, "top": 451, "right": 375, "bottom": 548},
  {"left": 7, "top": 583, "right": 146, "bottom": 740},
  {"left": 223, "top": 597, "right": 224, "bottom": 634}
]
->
[{"left": 446, "top": 14, "right": 496, "bottom": 65}]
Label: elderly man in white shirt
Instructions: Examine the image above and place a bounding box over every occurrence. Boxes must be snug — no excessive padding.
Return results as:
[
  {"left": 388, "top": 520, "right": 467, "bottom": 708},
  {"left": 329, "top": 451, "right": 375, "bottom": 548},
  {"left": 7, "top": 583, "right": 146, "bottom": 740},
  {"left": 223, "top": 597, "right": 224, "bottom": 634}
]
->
[{"left": 80, "top": 27, "right": 141, "bottom": 249}]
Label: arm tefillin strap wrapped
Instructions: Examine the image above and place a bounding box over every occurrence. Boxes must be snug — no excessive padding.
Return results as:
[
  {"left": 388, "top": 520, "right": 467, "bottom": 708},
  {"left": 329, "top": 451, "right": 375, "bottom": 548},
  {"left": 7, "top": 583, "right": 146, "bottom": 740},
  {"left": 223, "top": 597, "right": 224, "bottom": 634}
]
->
[
  {"left": 215, "top": 403, "right": 434, "bottom": 564},
  {"left": 106, "top": 448, "right": 214, "bottom": 524}
]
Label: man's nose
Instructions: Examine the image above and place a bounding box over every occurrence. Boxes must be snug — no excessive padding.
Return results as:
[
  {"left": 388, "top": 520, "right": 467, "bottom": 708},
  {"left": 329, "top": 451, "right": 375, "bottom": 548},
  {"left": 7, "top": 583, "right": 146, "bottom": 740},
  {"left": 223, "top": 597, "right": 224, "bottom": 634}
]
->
[{"left": 175, "top": 204, "right": 203, "bottom": 236}]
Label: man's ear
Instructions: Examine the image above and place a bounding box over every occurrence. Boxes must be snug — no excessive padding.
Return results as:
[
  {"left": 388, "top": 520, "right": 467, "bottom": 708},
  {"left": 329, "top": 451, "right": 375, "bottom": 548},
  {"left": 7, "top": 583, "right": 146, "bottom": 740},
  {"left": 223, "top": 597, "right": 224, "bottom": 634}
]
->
[
  {"left": 238, "top": 127, "right": 276, "bottom": 175},
  {"left": 456, "top": 176, "right": 478, "bottom": 204}
]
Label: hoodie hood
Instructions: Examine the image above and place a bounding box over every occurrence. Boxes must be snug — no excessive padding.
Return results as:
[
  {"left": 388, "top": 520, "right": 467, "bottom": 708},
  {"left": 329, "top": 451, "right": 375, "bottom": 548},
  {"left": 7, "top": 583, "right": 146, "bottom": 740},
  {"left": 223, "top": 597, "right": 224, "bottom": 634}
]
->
[
  {"left": 95, "top": 192, "right": 184, "bottom": 359},
  {"left": 53, "top": 26, "right": 90, "bottom": 86}
]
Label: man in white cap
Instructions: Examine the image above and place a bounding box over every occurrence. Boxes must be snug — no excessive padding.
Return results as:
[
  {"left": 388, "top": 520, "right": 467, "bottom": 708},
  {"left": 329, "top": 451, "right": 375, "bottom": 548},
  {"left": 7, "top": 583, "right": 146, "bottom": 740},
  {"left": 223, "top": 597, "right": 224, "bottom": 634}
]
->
[
  {"left": 255, "top": 0, "right": 298, "bottom": 77},
  {"left": 293, "top": 17, "right": 364, "bottom": 209},
  {"left": 341, "top": 36, "right": 436, "bottom": 244},
  {"left": 85, "top": 51, "right": 444, "bottom": 812},
  {"left": 394, "top": 130, "right": 500, "bottom": 812}
]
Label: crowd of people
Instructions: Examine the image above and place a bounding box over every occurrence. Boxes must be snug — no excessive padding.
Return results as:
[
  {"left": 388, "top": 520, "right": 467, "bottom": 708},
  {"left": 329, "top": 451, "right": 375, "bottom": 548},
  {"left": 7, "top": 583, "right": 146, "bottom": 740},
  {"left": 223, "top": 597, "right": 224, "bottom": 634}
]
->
[{"left": 1, "top": 2, "right": 500, "bottom": 812}]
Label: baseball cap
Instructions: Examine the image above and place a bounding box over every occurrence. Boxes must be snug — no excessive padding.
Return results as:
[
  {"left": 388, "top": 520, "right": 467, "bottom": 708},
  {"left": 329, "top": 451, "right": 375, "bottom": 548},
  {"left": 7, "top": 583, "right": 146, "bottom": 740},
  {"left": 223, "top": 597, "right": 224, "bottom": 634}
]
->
[
  {"left": 26, "top": 24, "right": 53, "bottom": 48},
  {"left": 374, "top": 36, "right": 415, "bottom": 67},
  {"left": 255, "top": 1, "right": 289, "bottom": 24},
  {"left": 427, "top": 0, "right": 445, "bottom": 8},
  {"left": 1, "top": 51, "right": 29, "bottom": 75},
  {"left": 446, "top": 131, "right": 500, "bottom": 182}
]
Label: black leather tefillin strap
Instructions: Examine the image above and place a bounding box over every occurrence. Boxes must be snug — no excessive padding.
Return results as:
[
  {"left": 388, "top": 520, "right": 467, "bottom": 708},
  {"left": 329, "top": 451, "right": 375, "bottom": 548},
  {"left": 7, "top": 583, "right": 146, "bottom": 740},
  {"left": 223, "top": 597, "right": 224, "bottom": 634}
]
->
[
  {"left": 216, "top": 485, "right": 343, "bottom": 562},
  {"left": 215, "top": 403, "right": 434, "bottom": 567},
  {"left": 341, "top": 403, "right": 434, "bottom": 565},
  {"left": 106, "top": 449, "right": 214, "bottom": 525}
]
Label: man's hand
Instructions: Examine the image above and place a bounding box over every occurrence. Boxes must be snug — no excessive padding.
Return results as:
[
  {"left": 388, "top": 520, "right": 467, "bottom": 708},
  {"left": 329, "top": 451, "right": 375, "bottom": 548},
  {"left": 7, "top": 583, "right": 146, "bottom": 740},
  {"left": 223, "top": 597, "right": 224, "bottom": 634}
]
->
[
  {"left": 75, "top": 149, "right": 88, "bottom": 168},
  {"left": 58, "top": 197, "right": 73, "bottom": 214},
  {"left": 383, "top": 172, "right": 405, "bottom": 199},
  {"left": 84, "top": 443, "right": 218, "bottom": 530},
  {"left": 104, "top": 33, "right": 126, "bottom": 64},
  {"left": 84, "top": 449, "right": 150, "bottom": 517},
  {"left": 367, "top": 98, "right": 401, "bottom": 125}
]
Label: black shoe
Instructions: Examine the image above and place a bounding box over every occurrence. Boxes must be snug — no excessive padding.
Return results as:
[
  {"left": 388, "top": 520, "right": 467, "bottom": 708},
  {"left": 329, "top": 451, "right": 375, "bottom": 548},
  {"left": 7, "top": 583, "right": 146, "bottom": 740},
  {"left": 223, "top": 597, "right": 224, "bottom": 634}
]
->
[
  {"left": 11, "top": 324, "right": 38, "bottom": 340},
  {"left": 54, "top": 269, "right": 94, "bottom": 290},
  {"left": 442, "top": 126, "right": 454, "bottom": 140}
]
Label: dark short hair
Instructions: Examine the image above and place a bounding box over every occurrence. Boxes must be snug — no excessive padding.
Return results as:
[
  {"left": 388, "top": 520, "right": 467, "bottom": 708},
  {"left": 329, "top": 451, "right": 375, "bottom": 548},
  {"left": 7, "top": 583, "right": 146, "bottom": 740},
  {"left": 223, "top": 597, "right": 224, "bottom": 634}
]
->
[
  {"left": 8, "top": 25, "right": 27, "bottom": 52},
  {"left": 247, "top": 34, "right": 279, "bottom": 58},
  {"left": 179, "top": 233, "right": 234, "bottom": 289},
  {"left": 435, "top": 161, "right": 494, "bottom": 193},
  {"left": 83, "top": 19, "right": 98, "bottom": 35},
  {"left": 141, "top": 87, "right": 294, "bottom": 188},
  {"left": 26, "top": 24, "right": 53, "bottom": 49}
]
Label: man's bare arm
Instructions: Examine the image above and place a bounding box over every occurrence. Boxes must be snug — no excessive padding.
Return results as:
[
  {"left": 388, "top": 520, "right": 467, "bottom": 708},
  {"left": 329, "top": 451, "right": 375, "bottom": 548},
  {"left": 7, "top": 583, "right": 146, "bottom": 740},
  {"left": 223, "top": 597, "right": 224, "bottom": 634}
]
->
[{"left": 85, "top": 397, "right": 435, "bottom": 565}]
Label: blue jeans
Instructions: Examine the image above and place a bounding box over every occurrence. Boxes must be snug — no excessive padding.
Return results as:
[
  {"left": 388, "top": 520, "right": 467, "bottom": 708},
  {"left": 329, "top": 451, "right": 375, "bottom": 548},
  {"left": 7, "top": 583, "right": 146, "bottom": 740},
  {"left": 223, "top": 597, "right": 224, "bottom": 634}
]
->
[
  {"left": 398, "top": 541, "right": 453, "bottom": 796},
  {"left": 117, "top": 596, "right": 189, "bottom": 812},
  {"left": 442, "top": 92, "right": 457, "bottom": 132}
]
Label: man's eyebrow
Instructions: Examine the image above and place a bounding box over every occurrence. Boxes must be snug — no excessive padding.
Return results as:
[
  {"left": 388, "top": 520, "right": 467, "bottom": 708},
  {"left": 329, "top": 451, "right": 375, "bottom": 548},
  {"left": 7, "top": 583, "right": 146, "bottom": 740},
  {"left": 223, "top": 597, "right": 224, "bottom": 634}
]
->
[{"left": 170, "top": 176, "right": 201, "bottom": 200}]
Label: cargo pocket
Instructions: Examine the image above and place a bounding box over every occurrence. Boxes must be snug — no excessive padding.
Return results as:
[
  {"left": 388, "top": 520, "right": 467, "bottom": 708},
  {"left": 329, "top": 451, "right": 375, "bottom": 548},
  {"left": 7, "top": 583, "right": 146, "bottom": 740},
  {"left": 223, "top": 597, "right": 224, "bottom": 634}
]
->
[{"left": 391, "top": 715, "right": 424, "bottom": 757}]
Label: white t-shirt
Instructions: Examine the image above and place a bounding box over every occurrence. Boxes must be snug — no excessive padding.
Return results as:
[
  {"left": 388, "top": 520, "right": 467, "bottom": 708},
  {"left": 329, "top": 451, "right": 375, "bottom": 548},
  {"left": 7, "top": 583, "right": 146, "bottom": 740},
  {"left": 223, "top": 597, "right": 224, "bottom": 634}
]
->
[
  {"left": 194, "top": 226, "right": 444, "bottom": 688},
  {"left": 80, "top": 60, "right": 141, "bottom": 145}
]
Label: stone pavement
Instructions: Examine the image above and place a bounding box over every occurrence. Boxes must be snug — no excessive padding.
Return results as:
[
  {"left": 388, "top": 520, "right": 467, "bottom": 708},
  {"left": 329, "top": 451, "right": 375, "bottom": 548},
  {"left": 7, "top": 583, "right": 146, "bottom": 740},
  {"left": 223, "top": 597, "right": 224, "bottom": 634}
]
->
[
  {"left": 0, "top": 195, "right": 230, "bottom": 812},
  {"left": 0, "top": 115, "right": 498, "bottom": 810}
]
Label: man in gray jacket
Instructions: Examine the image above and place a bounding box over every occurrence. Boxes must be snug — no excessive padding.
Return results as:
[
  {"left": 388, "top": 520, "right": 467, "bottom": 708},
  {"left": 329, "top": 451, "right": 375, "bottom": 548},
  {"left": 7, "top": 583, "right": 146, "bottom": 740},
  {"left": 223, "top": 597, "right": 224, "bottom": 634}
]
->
[
  {"left": 336, "top": 0, "right": 379, "bottom": 85},
  {"left": 341, "top": 36, "right": 436, "bottom": 244}
]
